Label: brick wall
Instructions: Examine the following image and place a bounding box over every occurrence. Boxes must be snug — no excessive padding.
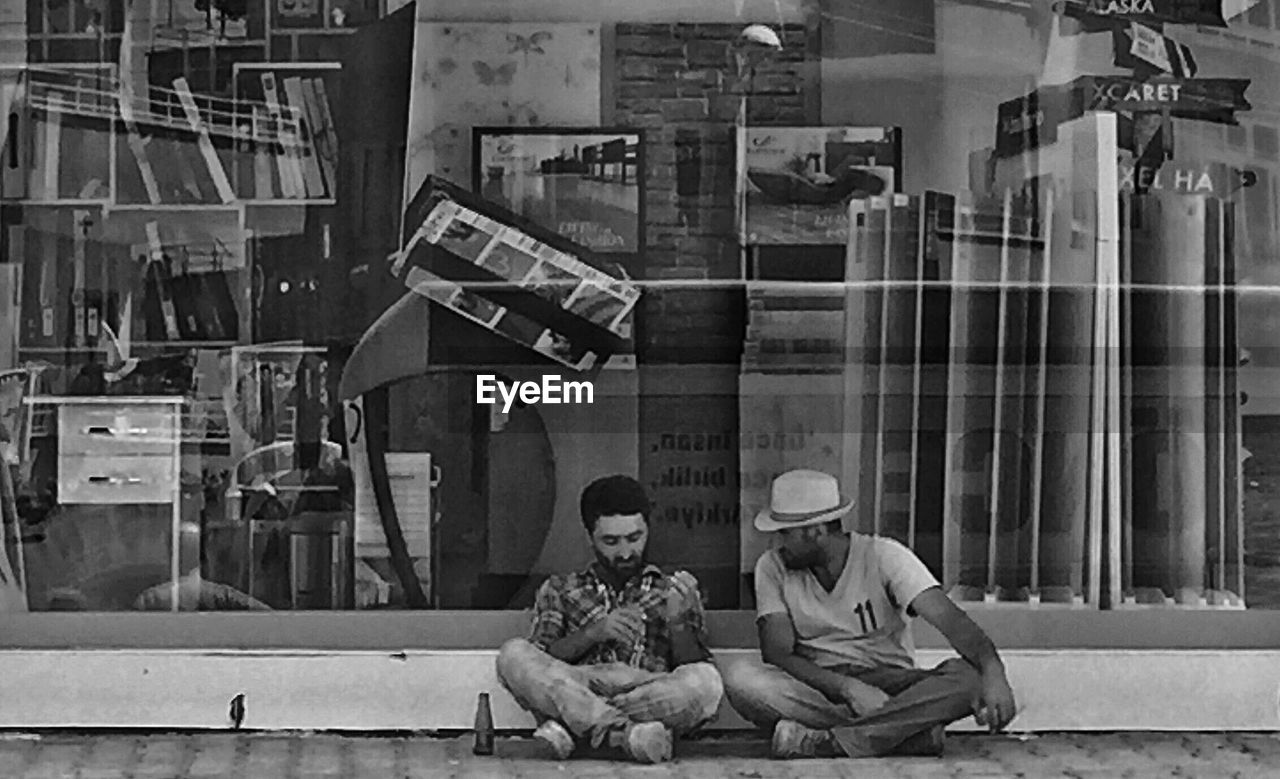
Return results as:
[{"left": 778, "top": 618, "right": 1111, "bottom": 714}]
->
[
  {"left": 613, "top": 21, "right": 818, "bottom": 363},
  {"left": 614, "top": 21, "right": 819, "bottom": 606}
]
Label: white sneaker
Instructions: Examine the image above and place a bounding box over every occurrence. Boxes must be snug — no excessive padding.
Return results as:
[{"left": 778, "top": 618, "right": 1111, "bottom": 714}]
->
[
  {"left": 623, "top": 721, "right": 673, "bottom": 764},
  {"left": 532, "top": 719, "right": 574, "bottom": 760}
]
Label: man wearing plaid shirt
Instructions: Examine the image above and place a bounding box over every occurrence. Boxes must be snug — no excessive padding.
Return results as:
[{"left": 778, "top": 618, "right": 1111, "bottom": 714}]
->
[{"left": 496, "top": 475, "right": 724, "bottom": 764}]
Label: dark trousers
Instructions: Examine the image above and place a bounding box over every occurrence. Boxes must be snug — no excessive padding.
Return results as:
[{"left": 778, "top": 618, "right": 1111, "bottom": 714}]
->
[{"left": 722, "top": 655, "right": 982, "bottom": 756}]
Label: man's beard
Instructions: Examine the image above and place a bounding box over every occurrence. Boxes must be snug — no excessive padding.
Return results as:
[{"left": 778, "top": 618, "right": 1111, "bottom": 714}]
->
[
  {"left": 598, "top": 551, "right": 645, "bottom": 580},
  {"left": 780, "top": 546, "right": 825, "bottom": 570}
]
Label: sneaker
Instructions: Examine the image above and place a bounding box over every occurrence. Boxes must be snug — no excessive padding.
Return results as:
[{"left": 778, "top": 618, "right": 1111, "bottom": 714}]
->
[
  {"left": 532, "top": 719, "right": 574, "bottom": 760},
  {"left": 623, "top": 721, "right": 673, "bottom": 764},
  {"left": 771, "top": 719, "right": 843, "bottom": 759}
]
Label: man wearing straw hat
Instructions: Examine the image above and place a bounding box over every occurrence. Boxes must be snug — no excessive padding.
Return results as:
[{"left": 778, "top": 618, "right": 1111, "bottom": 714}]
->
[{"left": 721, "top": 469, "right": 1016, "bottom": 759}]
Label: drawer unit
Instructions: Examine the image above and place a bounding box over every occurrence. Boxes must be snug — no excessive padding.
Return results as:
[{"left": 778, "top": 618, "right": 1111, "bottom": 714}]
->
[
  {"left": 32, "top": 396, "right": 187, "bottom": 611},
  {"left": 49, "top": 398, "right": 184, "bottom": 505},
  {"left": 58, "top": 453, "right": 178, "bottom": 505},
  {"left": 58, "top": 403, "right": 179, "bottom": 458}
]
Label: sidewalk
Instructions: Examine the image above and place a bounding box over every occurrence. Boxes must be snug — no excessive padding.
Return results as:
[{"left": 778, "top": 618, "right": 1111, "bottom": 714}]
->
[{"left": 0, "top": 731, "right": 1276, "bottom": 778}]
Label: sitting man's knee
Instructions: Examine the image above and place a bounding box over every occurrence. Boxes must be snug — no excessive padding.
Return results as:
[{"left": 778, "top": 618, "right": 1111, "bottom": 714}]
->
[
  {"left": 719, "top": 657, "right": 771, "bottom": 705},
  {"left": 675, "top": 662, "right": 725, "bottom": 719},
  {"left": 496, "top": 637, "right": 537, "bottom": 679}
]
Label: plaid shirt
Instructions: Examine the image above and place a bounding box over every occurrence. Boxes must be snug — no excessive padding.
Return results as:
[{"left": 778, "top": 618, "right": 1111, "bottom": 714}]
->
[{"left": 528, "top": 563, "right": 709, "bottom": 673}]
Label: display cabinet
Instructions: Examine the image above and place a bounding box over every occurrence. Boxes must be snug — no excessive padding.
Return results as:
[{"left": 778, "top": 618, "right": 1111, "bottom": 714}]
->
[{"left": 0, "top": 58, "right": 348, "bottom": 611}]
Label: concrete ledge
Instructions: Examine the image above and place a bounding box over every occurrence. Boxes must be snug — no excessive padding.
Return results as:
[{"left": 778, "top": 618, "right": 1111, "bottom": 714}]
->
[
  {"left": 1, "top": 648, "right": 1277, "bottom": 732},
  {"left": 5, "top": 609, "right": 1280, "bottom": 650}
]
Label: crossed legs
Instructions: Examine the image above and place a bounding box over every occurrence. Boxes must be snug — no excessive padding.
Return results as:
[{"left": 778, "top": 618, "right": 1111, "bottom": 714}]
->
[
  {"left": 496, "top": 638, "right": 724, "bottom": 751},
  {"left": 721, "top": 655, "right": 982, "bottom": 757}
]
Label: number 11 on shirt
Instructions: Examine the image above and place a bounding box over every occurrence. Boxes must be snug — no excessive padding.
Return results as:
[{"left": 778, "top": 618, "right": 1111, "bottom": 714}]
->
[{"left": 854, "top": 600, "right": 878, "bottom": 633}]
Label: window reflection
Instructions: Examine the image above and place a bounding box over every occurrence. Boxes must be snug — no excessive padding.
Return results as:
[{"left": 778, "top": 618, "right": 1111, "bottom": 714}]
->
[{"left": 1, "top": 0, "right": 1279, "bottom": 617}]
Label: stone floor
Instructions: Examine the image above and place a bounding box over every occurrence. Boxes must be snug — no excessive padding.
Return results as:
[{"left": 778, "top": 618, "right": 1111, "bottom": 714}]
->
[{"left": 0, "top": 731, "right": 1277, "bottom": 778}]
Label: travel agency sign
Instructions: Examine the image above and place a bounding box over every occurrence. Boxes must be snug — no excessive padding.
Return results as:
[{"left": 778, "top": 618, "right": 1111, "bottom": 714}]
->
[{"left": 995, "top": 75, "right": 1250, "bottom": 157}]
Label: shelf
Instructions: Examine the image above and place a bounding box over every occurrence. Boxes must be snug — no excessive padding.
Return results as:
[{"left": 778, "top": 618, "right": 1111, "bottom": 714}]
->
[
  {"left": 20, "top": 341, "right": 239, "bottom": 352},
  {"left": 106, "top": 204, "right": 246, "bottom": 213},
  {"left": 242, "top": 199, "right": 336, "bottom": 206},
  {"left": 26, "top": 395, "right": 185, "bottom": 406},
  {"left": 0, "top": 199, "right": 110, "bottom": 207}
]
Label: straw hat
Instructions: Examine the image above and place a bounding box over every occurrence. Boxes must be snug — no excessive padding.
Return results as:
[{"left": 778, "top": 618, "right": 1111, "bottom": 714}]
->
[{"left": 753, "top": 470, "right": 854, "bottom": 532}]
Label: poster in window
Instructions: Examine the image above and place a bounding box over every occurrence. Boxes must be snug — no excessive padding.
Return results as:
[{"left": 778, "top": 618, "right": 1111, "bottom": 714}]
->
[
  {"left": 273, "top": 0, "right": 323, "bottom": 29},
  {"left": 738, "top": 126, "right": 901, "bottom": 245},
  {"left": 473, "top": 128, "right": 645, "bottom": 255}
]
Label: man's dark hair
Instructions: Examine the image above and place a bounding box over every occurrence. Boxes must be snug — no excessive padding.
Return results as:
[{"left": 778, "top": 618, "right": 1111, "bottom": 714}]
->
[{"left": 580, "top": 475, "right": 651, "bottom": 533}]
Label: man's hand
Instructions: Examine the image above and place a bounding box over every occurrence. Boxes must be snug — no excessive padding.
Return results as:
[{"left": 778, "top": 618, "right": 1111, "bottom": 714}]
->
[
  {"left": 663, "top": 570, "right": 700, "bottom": 622},
  {"left": 589, "top": 606, "right": 645, "bottom": 647},
  {"left": 972, "top": 667, "right": 1017, "bottom": 732},
  {"left": 834, "top": 676, "right": 890, "bottom": 716},
  {"left": 909, "top": 588, "right": 1018, "bottom": 732}
]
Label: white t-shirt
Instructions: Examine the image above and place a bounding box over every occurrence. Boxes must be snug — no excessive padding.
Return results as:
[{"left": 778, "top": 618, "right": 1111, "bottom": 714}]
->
[{"left": 754, "top": 533, "right": 940, "bottom": 670}]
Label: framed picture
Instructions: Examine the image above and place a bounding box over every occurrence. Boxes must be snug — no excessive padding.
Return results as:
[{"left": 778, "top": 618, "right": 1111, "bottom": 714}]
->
[
  {"left": 737, "top": 126, "right": 902, "bottom": 245},
  {"left": 396, "top": 176, "right": 641, "bottom": 372},
  {"left": 472, "top": 127, "right": 646, "bottom": 256}
]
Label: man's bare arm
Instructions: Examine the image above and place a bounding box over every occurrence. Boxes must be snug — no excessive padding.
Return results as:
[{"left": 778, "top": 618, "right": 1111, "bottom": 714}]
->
[
  {"left": 909, "top": 588, "right": 1002, "bottom": 674},
  {"left": 910, "top": 587, "right": 1017, "bottom": 730}
]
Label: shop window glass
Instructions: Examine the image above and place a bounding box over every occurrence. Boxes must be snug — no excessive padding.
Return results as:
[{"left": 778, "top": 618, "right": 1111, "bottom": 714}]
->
[
  {"left": 4, "top": 0, "right": 1280, "bottom": 618},
  {"left": 27, "top": 0, "right": 44, "bottom": 34},
  {"left": 1255, "top": 125, "right": 1279, "bottom": 161},
  {"left": 1245, "top": 0, "right": 1274, "bottom": 28},
  {"left": 39, "top": 0, "right": 72, "bottom": 34}
]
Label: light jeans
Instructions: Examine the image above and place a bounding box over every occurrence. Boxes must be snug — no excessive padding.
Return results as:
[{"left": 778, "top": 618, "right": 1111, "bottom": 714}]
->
[
  {"left": 495, "top": 638, "right": 724, "bottom": 749},
  {"left": 721, "top": 655, "right": 983, "bottom": 757}
]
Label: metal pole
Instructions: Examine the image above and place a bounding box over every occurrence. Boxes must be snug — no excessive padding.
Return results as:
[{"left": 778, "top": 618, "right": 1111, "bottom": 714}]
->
[
  {"left": 872, "top": 196, "right": 891, "bottom": 536},
  {"left": 1120, "top": 191, "right": 1134, "bottom": 603},
  {"left": 941, "top": 195, "right": 967, "bottom": 592},
  {"left": 986, "top": 188, "right": 1013, "bottom": 597},
  {"left": 908, "top": 195, "right": 925, "bottom": 548},
  {"left": 1028, "top": 187, "right": 1055, "bottom": 599}
]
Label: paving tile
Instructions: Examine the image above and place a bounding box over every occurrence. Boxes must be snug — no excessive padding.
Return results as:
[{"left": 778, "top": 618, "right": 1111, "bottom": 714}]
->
[
  {"left": 0, "top": 741, "right": 35, "bottom": 777},
  {"left": 78, "top": 737, "right": 137, "bottom": 779},
  {"left": 184, "top": 734, "right": 241, "bottom": 779},
  {"left": 891, "top": 764, "right": 960, "bottom": 779},
  {"left": 20, "top": 744, "right": 83, "bottom": 779},
  {"left": 770, "top": 760, "right": 858, "bottom": 778},
  {"left": 1, "top": 732, "right": 1277, "bottom": 778},
  {"left": 242, "top": 735, "right": 292, "bottom": 778},
  {"left": 670, "top": 762, "right": 730, "bottom": 778},
  {"left": 293, "top": 734, "right": 345, "bottom": 777},
  {"left": 348, "top": 739, "right": 398, "bottom": 775},
  {"left": 132, "top": 737, "right": 192, "bottom": 779}
]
